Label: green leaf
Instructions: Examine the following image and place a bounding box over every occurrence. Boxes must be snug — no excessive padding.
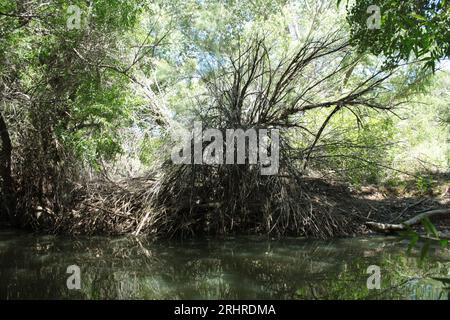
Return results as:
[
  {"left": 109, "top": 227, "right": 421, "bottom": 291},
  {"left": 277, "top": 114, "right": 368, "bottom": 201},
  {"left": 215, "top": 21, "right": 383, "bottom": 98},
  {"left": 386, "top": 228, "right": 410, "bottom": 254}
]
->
[
  {"left": 411, "top": 13, "right": 427, "bottom": 22},
  {"left": 421, "top": 217, "right": 439, "bottom": 238}
]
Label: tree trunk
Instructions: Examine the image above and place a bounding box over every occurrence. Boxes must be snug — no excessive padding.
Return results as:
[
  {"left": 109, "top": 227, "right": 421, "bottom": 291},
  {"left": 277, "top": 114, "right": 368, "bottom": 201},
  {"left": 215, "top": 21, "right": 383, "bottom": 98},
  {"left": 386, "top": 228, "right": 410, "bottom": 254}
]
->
[{"left": 0, "top": 111, "right": 16, "bottom": 223}]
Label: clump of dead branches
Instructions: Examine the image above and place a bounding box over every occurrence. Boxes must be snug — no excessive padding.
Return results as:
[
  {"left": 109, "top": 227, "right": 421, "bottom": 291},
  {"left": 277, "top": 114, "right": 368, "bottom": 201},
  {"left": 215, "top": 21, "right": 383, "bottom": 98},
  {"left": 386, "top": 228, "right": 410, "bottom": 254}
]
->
[
  {"left": 13, "top": 32, "right": 403, "bottom": 238},
  {"left": 29, "top": 167, "right": 361, "bottom": 238},
  {"left": 136, "top": 32, "right": 396, "bottom": 238}
]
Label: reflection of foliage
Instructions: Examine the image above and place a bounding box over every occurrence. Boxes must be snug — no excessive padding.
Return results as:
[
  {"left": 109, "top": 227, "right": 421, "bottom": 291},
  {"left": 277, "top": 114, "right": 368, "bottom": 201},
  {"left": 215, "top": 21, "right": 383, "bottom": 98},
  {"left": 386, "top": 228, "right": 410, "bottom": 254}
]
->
[
  {"left": 0, "top": 234, "right": 449, "bottom": 299},
  {"left": 383, "top": 254, "right": 450, "bottom": 300},
  {"left": 294, "top": 252, "right": 450, "bottom": 300},
  {"left": 293, "top": 258, "right": 371, "bottom": 299},
  {"left": 401, "top": 218, "right": 449, "bottom": 266}
]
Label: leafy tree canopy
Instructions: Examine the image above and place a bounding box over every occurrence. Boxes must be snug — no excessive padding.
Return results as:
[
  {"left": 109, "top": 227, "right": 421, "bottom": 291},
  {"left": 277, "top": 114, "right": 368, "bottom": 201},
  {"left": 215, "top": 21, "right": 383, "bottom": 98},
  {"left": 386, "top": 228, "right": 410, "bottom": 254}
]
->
[{"left": 344, "top": 0, "right": 450, "bottom": 71}]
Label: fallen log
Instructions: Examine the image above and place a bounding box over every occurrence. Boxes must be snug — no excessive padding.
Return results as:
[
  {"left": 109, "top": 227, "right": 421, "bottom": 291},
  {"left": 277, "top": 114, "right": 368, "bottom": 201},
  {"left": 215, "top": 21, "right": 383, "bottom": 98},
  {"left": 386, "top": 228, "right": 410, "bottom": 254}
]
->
[{"left": 366, "top": 208, "right": 450, "bottom": 233}]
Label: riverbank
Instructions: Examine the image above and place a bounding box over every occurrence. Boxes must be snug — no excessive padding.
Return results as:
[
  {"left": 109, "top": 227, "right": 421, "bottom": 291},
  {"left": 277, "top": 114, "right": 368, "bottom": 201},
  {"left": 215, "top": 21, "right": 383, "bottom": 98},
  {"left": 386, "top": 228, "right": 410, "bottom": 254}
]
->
[{"left": 5, "top": 173, "right": 448, "bottom": 239}]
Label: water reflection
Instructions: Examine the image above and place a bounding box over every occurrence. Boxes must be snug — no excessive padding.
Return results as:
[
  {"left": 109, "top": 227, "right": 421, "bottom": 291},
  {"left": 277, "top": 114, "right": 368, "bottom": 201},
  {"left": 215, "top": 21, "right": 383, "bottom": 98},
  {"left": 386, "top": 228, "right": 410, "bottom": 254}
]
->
[{"left": 0, "top": 230, "right": 449, "bottom": 299}]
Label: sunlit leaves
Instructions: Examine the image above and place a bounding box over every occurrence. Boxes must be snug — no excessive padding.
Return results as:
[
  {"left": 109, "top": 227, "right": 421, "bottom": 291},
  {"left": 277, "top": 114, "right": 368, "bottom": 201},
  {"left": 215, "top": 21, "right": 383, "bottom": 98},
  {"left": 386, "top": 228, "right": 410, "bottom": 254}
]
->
[{"left": 346, "top": 0, "right": 450, "bottom": 71}]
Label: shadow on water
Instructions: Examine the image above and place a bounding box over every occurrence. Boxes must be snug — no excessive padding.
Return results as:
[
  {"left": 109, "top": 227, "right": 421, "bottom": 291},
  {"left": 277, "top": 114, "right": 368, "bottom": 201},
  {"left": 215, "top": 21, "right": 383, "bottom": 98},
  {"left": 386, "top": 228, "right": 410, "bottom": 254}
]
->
[{"left": 0, "top": 230, "right": 449, "bottom": 299}]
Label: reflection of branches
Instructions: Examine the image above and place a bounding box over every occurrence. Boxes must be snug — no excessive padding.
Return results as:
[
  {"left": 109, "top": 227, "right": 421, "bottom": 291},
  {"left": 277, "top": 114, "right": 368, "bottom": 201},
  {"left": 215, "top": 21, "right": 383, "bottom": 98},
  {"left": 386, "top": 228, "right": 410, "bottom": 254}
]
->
[{"left": 365, "top": 277, "right": 420, "bottom": 300}]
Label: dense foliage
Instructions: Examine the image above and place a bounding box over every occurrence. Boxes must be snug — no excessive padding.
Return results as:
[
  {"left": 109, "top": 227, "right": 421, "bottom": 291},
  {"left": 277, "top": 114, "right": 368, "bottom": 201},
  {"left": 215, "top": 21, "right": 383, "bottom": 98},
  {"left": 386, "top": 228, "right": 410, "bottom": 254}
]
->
[
  {"left": 0, "top": 0, "right": 448, "bottom": 236},
  {"left": 345, "top": 0, "right": 450, "bottom": 71}
]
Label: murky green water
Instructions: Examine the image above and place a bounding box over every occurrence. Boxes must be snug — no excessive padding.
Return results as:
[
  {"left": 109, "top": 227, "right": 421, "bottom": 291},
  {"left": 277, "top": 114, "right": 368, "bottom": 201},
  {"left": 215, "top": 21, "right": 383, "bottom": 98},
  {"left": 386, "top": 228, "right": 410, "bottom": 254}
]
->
[{"left": 0, "top": 230, "right": 449, "bottom": 299}]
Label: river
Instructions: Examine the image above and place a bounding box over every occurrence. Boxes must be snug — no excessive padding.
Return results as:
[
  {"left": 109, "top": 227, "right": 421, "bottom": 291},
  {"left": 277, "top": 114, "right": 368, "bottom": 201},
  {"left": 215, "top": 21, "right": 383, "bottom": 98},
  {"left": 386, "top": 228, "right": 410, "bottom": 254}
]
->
[{"left": 0, "top": 230, "right": 449, "bottom": 299}]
